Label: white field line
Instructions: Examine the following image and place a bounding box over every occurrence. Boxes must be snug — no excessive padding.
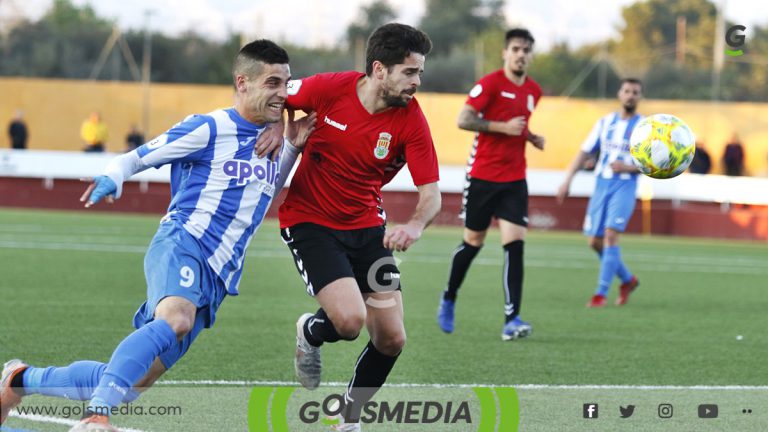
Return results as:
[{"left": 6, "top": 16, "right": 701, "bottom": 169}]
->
[
  {"left": 9, "top": 412, "right": 148, "bottom": 432},
  {"left": 3, "top": 233, "right": 764, "bottom": 267},
  {"left": 1, "top": 239, "right": 765, "bottom": 275},
  {"left": 155, "top": 380, "right": 768, "bottom": 390}
]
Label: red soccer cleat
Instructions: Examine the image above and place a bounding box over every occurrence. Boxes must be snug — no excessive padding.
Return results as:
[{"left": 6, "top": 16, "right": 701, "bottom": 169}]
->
[
  {"left": 616, "top": 276, "right": 640, "bottom": 306},
  {"left": 587, "top": 294, "right": 607, "bottom": 308}
]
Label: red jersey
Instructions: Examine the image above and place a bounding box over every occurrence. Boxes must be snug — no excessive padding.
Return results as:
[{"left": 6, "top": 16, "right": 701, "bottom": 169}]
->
[
  {"left": 464, "top": 70, "right": 542, "bottom": 182},
  {"left": 279, "top": 71, "right": 440, "bottom": 230}
]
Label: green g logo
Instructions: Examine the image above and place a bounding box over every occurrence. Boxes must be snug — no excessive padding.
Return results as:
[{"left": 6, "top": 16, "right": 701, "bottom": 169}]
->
[{"left": 725, "top": 25, "right": 746, "bottom": 56}]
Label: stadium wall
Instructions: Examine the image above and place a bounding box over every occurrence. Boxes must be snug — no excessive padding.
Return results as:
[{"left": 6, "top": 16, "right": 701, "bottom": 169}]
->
[
  {"left": 2, "top": 77, "right": 768, "bottom": 176},
  {"left": 2, "top": 150, "right": 767, "bottom": 241}
]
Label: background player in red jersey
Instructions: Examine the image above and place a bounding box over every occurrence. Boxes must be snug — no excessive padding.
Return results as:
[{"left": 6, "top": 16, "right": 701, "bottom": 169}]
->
[
  {"left": 279, "top": 23, "right": 440, "bottom": 429},
  {"left": 437, "top": 28, "right": 545, "bottom": 341}
]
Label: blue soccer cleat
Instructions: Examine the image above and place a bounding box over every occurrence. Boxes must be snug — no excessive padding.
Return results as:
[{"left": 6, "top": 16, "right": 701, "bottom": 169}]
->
[
  {"left": 437, "top": 298, "right": 455, "bottom": 333},
  {"left": 501, "top": 317, "right": 533, "bottom": 341}
]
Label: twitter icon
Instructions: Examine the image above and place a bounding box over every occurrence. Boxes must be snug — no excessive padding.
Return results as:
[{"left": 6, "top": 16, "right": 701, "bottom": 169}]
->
[{"left": 620, "top": 405, "right": 636, "bottom": 418}]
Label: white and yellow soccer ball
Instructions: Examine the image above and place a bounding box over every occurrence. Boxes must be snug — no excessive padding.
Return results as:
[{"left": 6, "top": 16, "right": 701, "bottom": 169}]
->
[{"left": 629, "top": 114, "right": 696, "bottom": 179}]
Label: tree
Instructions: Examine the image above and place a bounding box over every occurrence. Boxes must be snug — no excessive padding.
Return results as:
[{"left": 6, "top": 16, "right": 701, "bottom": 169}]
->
[
  {"left": 419, "top": 0, "right": 506, "bottom": 56},
  {"left": 0, "top": 0, "right": 114, "bottom": 79},
  {"left": 345, "top": 0, "right": 396, "bottom": 48},
  {"left": 611, "top": 0, "right": 717, "bottom": 77}
]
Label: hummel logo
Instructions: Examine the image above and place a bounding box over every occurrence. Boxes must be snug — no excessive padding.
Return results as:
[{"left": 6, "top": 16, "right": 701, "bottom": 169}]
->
[
  {"left": 324, "top": 116, "right": 347, "bottom": 131},
  {"left": 239, "top": 137, "right": 256, "bottom": 147},
  {"left": 500, "top": 91, "right": 516, "bottom": 99}
]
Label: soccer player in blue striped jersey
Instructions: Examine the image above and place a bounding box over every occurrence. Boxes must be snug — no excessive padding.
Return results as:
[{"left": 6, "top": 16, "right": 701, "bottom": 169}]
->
[
  {"left": 556, "top": 79, "right": 643, "bottom": 308},
  {"left": 0, "top": 40, "right": 316, "bottom": 431}
]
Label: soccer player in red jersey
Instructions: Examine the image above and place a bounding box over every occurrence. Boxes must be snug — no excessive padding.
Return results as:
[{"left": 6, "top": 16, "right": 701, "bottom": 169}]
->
[
  {"left": 279, "top": 23, "right": 440, "bottom": 428},
  {"left": 437, "top": 28, "right": 545, "bottom": 341}
]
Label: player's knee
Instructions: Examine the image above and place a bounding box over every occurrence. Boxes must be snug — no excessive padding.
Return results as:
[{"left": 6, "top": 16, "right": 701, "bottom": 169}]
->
[
  {"left": 155, "top": 297, "right": 196, "bottom": 338},
  {"left": 463, "top": 231, "right": 485, "bottom": 247},
  {"left": 332, "top": 312, "right": 365, "bottom": 340},
  {"left": 376, "top": 332, "right": 406, "bottom": 356},
  {"left": 162, "top": 314, "right": 194, "bottom": 338}
]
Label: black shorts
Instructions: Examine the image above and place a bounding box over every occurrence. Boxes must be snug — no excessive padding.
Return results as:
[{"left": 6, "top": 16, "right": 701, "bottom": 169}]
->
[
  {"left": 460, "top": 178, "right": 529, "bottom": 231},
  {"left": 280, "top": 223, "right": 402, "bottom": 296}
]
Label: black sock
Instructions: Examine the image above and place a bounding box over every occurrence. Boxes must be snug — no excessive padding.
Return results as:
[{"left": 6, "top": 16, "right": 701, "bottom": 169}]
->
[
  {"left": 10, "top": 368, "right": 27, "bottom": 396},
  {"left": 303, "top": 308, "right": 348, "bottom": 347},
  {"left": 503, "top": 240, "right": 524, "bottom": 323},
  {"left": 443, "top": 242, "right": 481, "bottom": 301},
  {"left": 342, "top": 341, "right": 399, "bottom": 422}
]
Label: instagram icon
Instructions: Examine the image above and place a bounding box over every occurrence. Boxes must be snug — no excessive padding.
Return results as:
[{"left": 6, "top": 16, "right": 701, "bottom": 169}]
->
[{"left": 658, "top": 404, "right": 673, "bottom": 418}]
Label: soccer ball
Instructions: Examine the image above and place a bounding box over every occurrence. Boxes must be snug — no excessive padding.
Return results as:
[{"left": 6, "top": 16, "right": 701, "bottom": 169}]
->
[{"left": 629, "top": 114, "right": 696, "bottom": 179}]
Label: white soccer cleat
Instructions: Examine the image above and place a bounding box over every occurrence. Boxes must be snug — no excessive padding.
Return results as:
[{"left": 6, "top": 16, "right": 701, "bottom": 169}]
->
[
  {"left": 1, "top": 359, "right": 28, "bottom": 425},
  {"left": 67, "top": 414, "right": 119, "bottom": 432},
  {"left": 331, "top": 420, "right": 362, "bottom": 431},
  {"left": 295, "top": 313, "right": 322, "bottom": 390},
  {"left": 328, "top": 412, "right": 362, "bottom": 431}
]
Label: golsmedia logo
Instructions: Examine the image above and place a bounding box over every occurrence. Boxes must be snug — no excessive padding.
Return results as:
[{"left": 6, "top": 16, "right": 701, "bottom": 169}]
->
[
  {"left": 247, "top": 386, "right": 519, "bottom": 431},
  {"left": 223, "top": 159, "right": 280, "bottom": 186},
  {"left": 298, "top": 394, "right": 471, "bottom": 425},
  {"left": 725, "top": 25, "right": 746, "bottom": 56}
]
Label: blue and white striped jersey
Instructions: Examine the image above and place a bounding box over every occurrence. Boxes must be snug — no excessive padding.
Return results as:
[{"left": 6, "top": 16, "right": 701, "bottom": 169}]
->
[
  {"left": 111, "top": 107, "right": 296, "bottom": 295},
  {"left": 580, "top": 112, "right": 642, "bottom": 181}
]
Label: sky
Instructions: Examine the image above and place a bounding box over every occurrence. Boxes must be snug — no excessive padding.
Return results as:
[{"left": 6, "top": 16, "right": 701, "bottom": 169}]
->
[{"left": 1, "top": 0, "right": 766, "bottom": 50}]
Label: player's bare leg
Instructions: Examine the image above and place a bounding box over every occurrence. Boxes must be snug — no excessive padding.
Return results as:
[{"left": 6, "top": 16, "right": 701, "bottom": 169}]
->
[{"left": 295, "top": 278, "right": 366, "bottom": 390}]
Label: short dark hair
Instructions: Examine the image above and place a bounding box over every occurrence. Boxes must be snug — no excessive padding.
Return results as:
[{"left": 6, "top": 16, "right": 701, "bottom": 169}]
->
[
  {"left": 505, "top": 28, "right": 535, "bottom": 46},
  {"left": 365, "top": 23, "right": 432, "bottom": 76},
  {"left": 620, "top": 78, "right": 643, "bottom": 89},
  {"left": 233, "top": 39, "right": 289, "bottom": 83}
]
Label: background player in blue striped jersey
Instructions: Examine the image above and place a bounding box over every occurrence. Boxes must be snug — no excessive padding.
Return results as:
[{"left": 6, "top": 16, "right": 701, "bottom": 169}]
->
[
  {"left": 556, "top": 78, "right": 643, "bottom": 308},
  {"left": 0, "top": 40, "right": 316, "bottom": 431}
]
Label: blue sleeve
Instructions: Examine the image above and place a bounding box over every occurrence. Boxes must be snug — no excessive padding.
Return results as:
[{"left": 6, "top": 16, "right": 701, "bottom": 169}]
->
[{"left": 136, "top": 115, "right": 214, "bottom": 168}]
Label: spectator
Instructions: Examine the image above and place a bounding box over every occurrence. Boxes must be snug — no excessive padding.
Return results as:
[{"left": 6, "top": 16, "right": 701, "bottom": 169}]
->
[
  {"left": 689, "top": 140, "right": 712, "bottom": 174},
  {"left": 722, "top": 133, "right": 745, "bottom": 176},
  {"left": 81, "top": 112, "right": 109, "bottom": 153},
  {"left": 8, "top": 110, "right": 28, "bottom": 150},
  {"left": 125, "top": 124, "right": 145, "bottom": 152}
]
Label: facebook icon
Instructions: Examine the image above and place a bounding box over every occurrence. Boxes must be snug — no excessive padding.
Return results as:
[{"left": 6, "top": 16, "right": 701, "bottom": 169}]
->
[{"left": 583, "top": 403, "right": 599, "bottom": 419}]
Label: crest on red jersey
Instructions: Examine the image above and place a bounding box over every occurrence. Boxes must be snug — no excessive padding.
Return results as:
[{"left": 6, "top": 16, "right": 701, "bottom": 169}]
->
[{"left": 374, "top": 132, "right": 392, "bottom": 159}]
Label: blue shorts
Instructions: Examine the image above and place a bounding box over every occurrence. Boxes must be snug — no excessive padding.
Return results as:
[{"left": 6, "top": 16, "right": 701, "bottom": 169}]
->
[
  {"left": 583, "top": 179, "right": 637, "bottom": 237},
  {"left": 132, "top": 221, "right": 227, "bottom": 369}
]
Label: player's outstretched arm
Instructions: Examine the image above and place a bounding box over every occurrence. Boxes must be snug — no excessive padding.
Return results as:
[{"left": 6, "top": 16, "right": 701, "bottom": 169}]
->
[
  {"left": 383, "top": 182, "right": 441, "bottom": 252},
  {"left": 557, "top": 150, "right": 592, "bottom": 204},
  {"left": 80, "top": 150, "right": 145, "bottom": 208},
  {"left": 79, "top": 176, "right": 117, "bottom": 208}
]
